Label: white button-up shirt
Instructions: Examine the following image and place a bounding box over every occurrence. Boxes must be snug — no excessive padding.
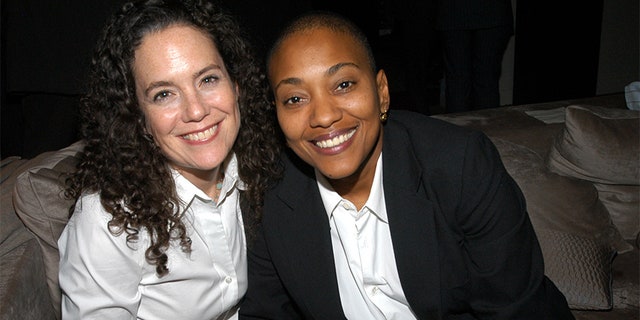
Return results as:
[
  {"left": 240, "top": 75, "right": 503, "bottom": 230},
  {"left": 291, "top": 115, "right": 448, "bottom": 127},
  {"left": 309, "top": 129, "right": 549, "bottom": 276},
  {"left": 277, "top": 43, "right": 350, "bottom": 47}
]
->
[
  {"left": 59, "top": 155, "right": 246, "bottom": 320},
  {"left": 317, "top": 154, "right": 418, "bottom": 320}
]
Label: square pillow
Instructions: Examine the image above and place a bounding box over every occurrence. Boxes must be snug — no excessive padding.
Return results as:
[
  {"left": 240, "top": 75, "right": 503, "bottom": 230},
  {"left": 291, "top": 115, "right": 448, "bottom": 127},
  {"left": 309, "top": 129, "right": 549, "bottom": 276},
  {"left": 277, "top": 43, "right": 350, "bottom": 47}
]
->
[
  {"left": 12, "top": 141, "right": 84, "bottom": 319},
  {"left": 548, "top": 104, "right": 639, "bottom": 185},
  {"left": 548, "top": 105, "right": 640, "bottom": 240},
  {"left": 535, "top": 228, "right": 615, "bottom": 310},
  {"left": 491, "top": 137, "right": 630, "bottom": 310}
]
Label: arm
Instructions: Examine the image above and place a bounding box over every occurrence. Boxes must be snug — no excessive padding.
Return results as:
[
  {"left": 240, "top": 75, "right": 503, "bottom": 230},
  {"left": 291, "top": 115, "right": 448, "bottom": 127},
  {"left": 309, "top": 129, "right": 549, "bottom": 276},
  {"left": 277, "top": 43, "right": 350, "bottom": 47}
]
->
[
  {"left": 457, "top": 133, "right": 573, "bottom": 319},
  {"left": 58, "top": 194, "right": 145, "bottom": 319},
  {"left": 239, "top": 223, "right": 303, "bottom": 320}
]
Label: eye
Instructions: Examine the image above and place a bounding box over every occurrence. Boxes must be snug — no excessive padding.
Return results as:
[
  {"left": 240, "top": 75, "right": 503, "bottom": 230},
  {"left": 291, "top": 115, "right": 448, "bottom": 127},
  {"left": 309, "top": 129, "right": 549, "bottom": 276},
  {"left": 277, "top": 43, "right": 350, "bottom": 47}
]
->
[
  {"left": 283, "top": 96, "right": 303, "bottom": 105},
  {"left": 201, "top": 75, "right": 219, "bottom": 85},
  {"left": 153, "top": 91, "right": 172, "bottom": 102},
  {"left": 336, "top": 81, "right": 355, "bottom": 91}
]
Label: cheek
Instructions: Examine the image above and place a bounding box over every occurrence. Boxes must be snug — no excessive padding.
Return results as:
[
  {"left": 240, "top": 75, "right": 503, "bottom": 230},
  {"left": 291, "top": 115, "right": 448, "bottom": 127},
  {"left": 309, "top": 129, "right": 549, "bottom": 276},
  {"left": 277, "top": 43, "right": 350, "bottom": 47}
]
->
[
  {"left": 276, "top": 111, "right": 297, "bottom": 139},
  {"left": 204, "top": 86, "right": 238, "bottom": 111},
  {"left": 143, "top": 108, "right": 178, "bottom": 137}
]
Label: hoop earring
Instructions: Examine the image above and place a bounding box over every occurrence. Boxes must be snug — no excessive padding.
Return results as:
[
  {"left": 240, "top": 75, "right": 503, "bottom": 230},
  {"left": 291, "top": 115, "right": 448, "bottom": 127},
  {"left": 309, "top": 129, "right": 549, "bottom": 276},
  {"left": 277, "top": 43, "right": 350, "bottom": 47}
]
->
[{"left": 380, "top": 111, "right": 388, "bottom": 122}]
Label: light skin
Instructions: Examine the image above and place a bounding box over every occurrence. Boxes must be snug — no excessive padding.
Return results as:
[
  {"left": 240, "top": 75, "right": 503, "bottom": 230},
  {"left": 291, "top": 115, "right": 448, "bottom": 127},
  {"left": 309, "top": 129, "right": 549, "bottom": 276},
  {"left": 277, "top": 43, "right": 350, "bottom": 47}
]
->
[
  {"left": 133, "top": 24, "right": 241, "bottom": 198},
  {"left": 269, "top": 27, "right": 390, "bottom": 209}
]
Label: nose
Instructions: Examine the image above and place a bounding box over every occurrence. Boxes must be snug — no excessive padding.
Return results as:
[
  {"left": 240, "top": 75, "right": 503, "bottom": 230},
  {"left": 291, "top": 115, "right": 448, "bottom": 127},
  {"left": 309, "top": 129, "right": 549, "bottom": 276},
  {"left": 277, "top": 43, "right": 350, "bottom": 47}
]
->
[
  {"left": 182, "top": 91, "right": 209, "bottom": 122},
  {"left": 309, "top": 93, "right": 341, "bottom": 128}
]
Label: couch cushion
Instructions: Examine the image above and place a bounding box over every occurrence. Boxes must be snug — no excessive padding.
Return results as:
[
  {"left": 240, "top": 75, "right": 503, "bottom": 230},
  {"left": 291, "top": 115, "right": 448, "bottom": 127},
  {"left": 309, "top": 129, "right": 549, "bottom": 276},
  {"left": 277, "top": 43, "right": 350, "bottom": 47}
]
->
[
  {"left": 536, "top": 228, "right": 615, "bottom": 310},
  {"left": 492, "top": 137, "right": 629, "bottom": 310},
  {"left": 548, "top": 105, "right": 640, "bottom": 240},
  {"left": 1, "top": 157, "right": 33, "bottom": 257},
  {"left": 12, "top": 141, "right": 84, "bottom": 319},
  {"left": 548, "top": 104, "right": 640, "bottom": 184},
  {"left": 594, "top": 184, "right": 640, "bottom": 241}
]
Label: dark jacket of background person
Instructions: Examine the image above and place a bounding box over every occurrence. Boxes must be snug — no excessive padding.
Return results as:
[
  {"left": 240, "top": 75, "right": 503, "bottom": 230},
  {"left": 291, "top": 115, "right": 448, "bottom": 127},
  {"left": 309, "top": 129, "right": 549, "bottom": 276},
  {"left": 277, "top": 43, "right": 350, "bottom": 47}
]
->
[{"left": 436, "top": 0, "right": 513, "bottom": 31}]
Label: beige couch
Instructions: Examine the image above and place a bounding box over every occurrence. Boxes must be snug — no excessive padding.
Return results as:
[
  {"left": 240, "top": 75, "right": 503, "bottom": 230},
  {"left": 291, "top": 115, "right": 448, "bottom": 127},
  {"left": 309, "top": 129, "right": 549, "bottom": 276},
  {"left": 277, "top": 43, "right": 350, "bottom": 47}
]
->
[
  {"left": 433, "top": 94, "right": 639, "bottom": 319},
  {"left": 1, "top": 94, "right": 638, "bottom": 319}
]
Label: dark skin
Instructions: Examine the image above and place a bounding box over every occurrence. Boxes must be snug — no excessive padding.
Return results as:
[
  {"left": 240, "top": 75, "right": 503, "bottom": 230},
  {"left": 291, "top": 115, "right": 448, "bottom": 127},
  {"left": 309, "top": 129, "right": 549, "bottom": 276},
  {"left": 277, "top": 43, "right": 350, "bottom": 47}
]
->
[{"left": 268, "top": 27, "right": 390, "bottom": 209}]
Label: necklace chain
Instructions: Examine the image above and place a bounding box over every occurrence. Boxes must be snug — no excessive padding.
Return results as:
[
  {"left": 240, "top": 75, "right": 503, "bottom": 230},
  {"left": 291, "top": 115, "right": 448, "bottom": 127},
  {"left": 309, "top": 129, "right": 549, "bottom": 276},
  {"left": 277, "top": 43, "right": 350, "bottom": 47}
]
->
[{"left": 213, "top": 172, "right": 224, "bottom": 203}]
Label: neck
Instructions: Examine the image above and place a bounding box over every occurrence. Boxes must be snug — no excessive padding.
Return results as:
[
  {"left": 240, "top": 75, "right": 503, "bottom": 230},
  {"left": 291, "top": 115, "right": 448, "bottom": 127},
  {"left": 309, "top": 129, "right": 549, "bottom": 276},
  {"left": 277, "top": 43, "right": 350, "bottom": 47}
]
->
[
  {"left": 329, "top": 136, "right": 382, "bottom": 210},
  {"left": 174, "top": 166, "right": 224, "bottom": 200}
]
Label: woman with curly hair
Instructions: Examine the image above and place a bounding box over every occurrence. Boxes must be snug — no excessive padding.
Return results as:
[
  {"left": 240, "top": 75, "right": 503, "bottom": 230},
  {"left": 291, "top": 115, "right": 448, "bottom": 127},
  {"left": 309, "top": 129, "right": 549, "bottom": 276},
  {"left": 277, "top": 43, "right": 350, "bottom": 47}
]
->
[{"left": 58, "top": 0, "right": 281, "bottom": 318}]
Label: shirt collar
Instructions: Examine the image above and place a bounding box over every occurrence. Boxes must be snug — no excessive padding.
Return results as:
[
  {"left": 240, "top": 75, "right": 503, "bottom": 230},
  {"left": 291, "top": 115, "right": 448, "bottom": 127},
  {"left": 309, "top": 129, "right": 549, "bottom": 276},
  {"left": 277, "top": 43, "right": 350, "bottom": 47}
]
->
[{"left": 316, "top": 153, "right": 387, "bottom": 223}]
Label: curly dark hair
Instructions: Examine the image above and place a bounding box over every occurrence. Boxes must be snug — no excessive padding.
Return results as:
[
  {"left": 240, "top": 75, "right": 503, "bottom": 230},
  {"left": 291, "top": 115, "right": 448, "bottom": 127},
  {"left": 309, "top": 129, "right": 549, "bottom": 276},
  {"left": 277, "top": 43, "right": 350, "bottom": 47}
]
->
[{"left": 66, "top": 0, "right": 282, "bottom": 277}]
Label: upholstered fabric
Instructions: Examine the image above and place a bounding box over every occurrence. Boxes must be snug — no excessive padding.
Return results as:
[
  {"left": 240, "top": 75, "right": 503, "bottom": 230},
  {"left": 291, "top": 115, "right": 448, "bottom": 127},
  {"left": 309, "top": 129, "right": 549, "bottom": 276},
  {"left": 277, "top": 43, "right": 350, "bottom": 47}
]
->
[
  {"left": 548, "top": 105, "right": 640, "bottom": 185},
  {"left": 594, "top": 184, "right": 640, "bottom": 240},
  {"left": 548, "top": 105, "right": 640, "bottom": 240},
  {"left": 1, "top": 157, "right": 55, "bottom": 318},
  {"left": 12, "top": 141, "right": 84, "bottom": 320},
  {"left": 1, "top": 157, "right": 33, "bottom": 257},
  {"left": 536, "top": 228, "right": 615, "bottom": 310},
  {"left": 491, "top": 137, "right": 628, "bottom": 310},
  {"left": 0, "top": 239, "right": 55, "bottom": 319}
]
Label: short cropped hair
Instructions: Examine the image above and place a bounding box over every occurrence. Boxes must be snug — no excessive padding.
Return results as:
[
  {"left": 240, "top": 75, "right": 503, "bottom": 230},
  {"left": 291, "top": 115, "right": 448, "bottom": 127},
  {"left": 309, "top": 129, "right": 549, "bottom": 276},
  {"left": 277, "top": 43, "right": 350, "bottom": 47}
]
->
[{"left": 267, "top": 11, "right": 377, "bottom": 73}]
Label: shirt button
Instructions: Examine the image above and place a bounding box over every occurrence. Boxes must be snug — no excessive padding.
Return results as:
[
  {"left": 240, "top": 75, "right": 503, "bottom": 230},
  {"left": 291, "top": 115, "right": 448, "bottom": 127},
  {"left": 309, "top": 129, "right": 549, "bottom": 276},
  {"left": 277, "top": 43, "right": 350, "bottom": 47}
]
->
[
  {"left": 225, "top": 276, "right": 233, "bottom": 284},
  {"left": 342, "top": 202, "right": 350, "bottom": 210},
  {"left": 371, "top": 287, "right": 379, "bottom": 295}
]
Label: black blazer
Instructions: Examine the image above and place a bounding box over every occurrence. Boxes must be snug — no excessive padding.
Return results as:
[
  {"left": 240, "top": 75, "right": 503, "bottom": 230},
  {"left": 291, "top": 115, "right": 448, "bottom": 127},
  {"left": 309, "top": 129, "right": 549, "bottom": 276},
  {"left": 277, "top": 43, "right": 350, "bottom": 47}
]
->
[{"left": 240, "top": 111, "right": 573, "bottom": 319}]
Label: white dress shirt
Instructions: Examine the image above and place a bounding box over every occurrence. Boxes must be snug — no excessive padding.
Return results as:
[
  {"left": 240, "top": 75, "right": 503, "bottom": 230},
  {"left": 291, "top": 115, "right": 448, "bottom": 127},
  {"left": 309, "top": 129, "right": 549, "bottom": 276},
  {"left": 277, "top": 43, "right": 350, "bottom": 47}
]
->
[
  {"left": 58, "top": 154, "right": 247, "bottom": 320},
  {"left": 316, "top": 154, "right": 418, "bottom": 320}
]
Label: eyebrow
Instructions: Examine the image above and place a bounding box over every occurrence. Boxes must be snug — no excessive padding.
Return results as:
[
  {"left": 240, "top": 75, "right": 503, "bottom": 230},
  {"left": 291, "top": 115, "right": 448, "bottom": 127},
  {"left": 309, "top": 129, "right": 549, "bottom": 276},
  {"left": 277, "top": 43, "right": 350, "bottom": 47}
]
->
[
  {"left": 326, "top": 62, "right": 359, "bottom": 76},
  {"left": 273, "top": 62, "right": 360, "bottom": 91},
  {"left": 143, "top": 64, "right": 223, "bottom": 97}
]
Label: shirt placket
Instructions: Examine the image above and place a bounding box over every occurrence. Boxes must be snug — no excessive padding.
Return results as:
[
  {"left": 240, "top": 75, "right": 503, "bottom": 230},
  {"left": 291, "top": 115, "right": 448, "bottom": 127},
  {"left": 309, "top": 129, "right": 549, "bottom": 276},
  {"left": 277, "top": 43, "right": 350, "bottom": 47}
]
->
[{"left": 192, "top": 199, "right": 239, "bottom": 307}]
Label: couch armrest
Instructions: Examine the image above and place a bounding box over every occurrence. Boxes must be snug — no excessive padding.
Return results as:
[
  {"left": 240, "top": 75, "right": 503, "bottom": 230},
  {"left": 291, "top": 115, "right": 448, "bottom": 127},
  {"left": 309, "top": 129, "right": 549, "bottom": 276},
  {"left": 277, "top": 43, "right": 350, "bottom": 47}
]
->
[{"left": 0, "top": 238, "right": 55, "bottom": 319}]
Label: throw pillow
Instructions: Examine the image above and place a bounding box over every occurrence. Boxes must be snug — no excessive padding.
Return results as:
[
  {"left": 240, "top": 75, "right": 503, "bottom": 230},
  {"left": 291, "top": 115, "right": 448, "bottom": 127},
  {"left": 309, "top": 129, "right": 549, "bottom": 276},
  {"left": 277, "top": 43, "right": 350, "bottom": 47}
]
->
[
  {"left": 547, "top": 104, "right": 639, "bottom": 184},
  {"left": 594, "top": 184, "right": 640, "bottom": 241},
  {"left": 536, "top": 228, "right": 615, "bottom": 310},
  {"left": 12, "top": 140, "right": 84, "bottom": 320},
  {"left": 548, "top": 105, "right": 640, "bottom": 240}
]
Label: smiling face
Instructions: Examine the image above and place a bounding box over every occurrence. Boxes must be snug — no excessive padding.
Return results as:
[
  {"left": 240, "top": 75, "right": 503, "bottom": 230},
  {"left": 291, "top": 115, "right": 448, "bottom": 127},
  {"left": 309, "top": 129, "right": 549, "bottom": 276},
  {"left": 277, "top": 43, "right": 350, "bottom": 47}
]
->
[
  {"left": 133, "top": 25, "right": 240, "bottom": 188},
  {"left": 269, "top": 27, "right": 389, "bottom": 190}
]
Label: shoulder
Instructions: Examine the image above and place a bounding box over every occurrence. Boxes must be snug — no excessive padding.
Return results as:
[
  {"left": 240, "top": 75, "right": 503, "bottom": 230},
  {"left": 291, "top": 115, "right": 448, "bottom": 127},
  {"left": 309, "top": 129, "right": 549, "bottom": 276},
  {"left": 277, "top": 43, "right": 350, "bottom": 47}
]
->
[
  {"left": 388, "top": 110, "right": 475, "bottom": 137},
  {"left": 383, "top": 110, "right": 503, "bottom": 196},
  {"left": 64, "top": 192, "right": 141, "bottom": 247},
  {"left": 69, "top": 192, "right": 113, "bottom": 226},
  {"left": 60, "top": 192, "right": 147, "bottom": 258},
  {"left": 386, "top": 110, "right": 486, "bottom": 156}
]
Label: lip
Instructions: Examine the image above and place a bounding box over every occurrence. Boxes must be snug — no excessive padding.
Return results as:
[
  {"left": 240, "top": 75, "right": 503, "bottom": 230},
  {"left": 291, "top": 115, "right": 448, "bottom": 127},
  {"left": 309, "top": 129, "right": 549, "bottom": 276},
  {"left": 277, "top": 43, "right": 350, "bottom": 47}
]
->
[
  {"left": 181, "top": 123, "right": 219, "bottom": 144},
  {"left": 310, "top": 127, "right": 357, "bottom": 154}
]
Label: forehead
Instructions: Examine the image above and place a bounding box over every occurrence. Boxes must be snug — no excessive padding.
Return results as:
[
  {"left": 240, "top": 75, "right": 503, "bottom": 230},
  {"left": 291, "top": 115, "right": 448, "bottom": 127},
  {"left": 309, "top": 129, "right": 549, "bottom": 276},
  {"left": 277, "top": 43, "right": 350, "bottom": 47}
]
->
[
  {"left": 269, "top": 27, "right": 369, "bottom": 77},
  {"left": 137, "top": 25, "right": 215, "bottom": 55},
  {"left": 133, "top": 25, "right": 223, "bottom": 75}
]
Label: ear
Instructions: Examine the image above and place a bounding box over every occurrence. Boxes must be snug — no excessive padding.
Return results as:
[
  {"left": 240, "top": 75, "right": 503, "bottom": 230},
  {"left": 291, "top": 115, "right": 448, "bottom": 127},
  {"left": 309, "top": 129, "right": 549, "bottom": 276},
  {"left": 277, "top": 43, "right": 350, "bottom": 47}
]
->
[{"left": 376, "top": 69, "right": 390, "bottom": 114}]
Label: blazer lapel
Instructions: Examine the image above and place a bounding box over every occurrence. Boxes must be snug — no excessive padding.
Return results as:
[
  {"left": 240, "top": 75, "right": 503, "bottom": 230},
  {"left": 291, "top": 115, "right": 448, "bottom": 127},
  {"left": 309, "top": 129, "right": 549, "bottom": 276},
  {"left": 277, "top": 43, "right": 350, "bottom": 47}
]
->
[
  {"left": 383, "top": 122, "right": 443, "bottom": 319},
  {"left": 270, "top": 152, "right": 347, "bottom": 319}
]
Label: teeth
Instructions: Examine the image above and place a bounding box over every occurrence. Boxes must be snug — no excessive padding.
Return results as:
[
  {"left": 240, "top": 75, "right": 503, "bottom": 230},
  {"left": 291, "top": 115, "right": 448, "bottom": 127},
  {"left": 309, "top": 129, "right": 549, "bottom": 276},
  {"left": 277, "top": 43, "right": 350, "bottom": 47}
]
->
[
  {"left": 183, "top": 126, "right": 216, "bottom": 141},
  {"left": 315, "top": 129, "right": 355, "bottom": 148}
]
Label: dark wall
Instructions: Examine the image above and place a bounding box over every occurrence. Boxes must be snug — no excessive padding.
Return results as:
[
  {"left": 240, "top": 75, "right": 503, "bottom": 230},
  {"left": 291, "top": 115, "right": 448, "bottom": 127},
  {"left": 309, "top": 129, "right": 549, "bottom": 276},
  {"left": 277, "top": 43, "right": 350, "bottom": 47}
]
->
[
  {"left": 1, "top": 0, "right": 613, "bottom": 158},
  {"left": 513, "top": 1, "right": 604, "bottom": 105},
  {"left": 1, "top": 0, "right": 123, "bottom": 158}
]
